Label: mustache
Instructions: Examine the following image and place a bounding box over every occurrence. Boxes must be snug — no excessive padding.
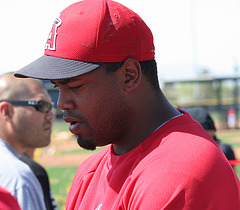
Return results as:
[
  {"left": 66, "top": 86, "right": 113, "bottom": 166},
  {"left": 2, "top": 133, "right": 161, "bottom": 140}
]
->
[
  {"left": 63, "top": 110, "right": 87, "bottom": 123},
  {"left": 43, "top": 121, "right": 52, "bottom": 127}
]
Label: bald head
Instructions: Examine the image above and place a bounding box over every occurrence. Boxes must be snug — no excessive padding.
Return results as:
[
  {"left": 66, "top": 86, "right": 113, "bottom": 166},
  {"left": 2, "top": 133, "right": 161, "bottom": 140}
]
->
[{"left": 0, "top": 72, "right": 44, "bottom": 101}]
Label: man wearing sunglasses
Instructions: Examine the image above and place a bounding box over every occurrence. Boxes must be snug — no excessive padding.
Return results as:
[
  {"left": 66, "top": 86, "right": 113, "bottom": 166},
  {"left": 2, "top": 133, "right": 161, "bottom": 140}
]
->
[{"left": 0, "top": 72, "right": 55, "bottom": 210}]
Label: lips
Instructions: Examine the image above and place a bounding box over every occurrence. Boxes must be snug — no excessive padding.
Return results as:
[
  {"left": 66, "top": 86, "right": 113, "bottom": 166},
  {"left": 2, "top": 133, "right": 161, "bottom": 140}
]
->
[
  {"left": 43, "top": 122, "right": 52, "bottom": 131},
  {"left": 63, "top": 116, "right": 83, "bottom": 135},
  {"left": 68, "top": 122, "right": 83, "bottom": 134}
]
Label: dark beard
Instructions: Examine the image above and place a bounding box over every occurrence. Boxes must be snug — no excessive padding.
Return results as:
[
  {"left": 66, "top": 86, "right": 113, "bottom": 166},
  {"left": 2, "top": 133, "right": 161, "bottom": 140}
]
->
[{"left": 75, "top": 134, "right": 96, "bottom": 151}]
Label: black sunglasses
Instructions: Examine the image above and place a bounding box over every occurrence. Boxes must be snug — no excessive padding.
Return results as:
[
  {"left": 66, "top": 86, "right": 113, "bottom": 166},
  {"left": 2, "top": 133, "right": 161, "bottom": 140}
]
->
[{"left": 0, "top": 100, "right": 54, "bottom": 113}]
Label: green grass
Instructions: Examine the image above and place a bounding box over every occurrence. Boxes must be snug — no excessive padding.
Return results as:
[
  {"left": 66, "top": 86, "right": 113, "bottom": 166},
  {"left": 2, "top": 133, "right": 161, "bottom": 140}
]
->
[
  {"left": 52, "top": 119, "right": 69, "bottom": 132},
  {"left": 236, "top": 165, "right": 240, "bottom": 178},
  {"left": 218, "top": 130, "right": 240, "bottom": 147},
  {"left": 225, "top": 142, "right": 240, "bottom": 147},
  {"left": 47, "top": 166, "right": 78, "bottom": 210},
  {"left": 62, "top": 146, "right": 105, "bottom": 155},
  {"left": 218, "top": 133, "right": 239, "bottom": 141}
]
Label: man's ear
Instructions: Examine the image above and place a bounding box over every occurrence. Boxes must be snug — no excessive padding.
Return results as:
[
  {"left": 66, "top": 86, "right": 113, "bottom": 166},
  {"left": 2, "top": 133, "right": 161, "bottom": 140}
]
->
[
  {"left": 121, "top": 58, "right": 141, "bottom": 92},
  {"left": 0, "top": 102, "right": 14, "bottom": 121}
]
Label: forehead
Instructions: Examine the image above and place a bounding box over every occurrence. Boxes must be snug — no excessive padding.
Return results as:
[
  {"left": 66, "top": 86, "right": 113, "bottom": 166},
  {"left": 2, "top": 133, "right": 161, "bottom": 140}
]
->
[{"left": 28, "top": 82, "right": 51, "bottom": 100}]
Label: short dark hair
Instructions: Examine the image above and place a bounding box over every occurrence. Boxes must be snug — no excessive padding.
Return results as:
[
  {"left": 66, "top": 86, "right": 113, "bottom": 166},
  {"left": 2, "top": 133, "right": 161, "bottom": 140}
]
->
[{"left": 105, "top": 59, "right": 160, "bottom": 91}]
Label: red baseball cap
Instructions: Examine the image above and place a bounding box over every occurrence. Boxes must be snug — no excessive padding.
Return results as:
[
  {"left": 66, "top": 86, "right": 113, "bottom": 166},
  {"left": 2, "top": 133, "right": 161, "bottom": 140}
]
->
[{"left": 15, "top": 0, "right": 155, "bottom": 80}]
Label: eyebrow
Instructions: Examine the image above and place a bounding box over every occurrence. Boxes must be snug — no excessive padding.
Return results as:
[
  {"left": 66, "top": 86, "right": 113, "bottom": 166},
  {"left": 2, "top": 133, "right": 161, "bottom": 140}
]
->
[{"left": 50, "top": 78, "right": 82, "bottom": 85}]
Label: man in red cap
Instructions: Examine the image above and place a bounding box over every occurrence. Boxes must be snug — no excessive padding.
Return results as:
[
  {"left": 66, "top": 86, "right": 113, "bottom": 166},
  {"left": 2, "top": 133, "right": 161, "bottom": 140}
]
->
[{"left": 15, "top": 0, "right": 240, "bottom": 209}]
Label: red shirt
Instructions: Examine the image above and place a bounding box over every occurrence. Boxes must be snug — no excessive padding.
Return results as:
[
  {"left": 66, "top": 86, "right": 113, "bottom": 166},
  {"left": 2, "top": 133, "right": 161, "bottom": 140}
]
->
[
  {"left": 0, "top": 187, "right": 21, "bottom": 210},
  {"left": 66, "top": 110, "right": 240, "bottom": 209}
]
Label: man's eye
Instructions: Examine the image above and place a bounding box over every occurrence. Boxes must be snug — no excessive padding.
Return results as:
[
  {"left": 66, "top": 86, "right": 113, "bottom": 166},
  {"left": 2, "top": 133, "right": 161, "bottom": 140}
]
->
[{"left": 69, "top": 85, "right": 83, "bottom": 90}]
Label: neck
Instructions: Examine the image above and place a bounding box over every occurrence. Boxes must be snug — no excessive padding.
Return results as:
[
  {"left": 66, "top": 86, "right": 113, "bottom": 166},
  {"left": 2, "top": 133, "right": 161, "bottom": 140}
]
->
[{"left": 113, "top": 92, "right": 180, "bottom": 155}]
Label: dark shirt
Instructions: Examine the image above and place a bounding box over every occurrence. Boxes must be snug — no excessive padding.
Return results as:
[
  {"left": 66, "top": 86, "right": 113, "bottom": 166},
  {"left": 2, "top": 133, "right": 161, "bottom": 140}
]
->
[
  {"left": 19, "top": 153, "right": 57, "bottom": 210},
  {"left": 220, "top": 143, "right": 236, "bottom": 161}
]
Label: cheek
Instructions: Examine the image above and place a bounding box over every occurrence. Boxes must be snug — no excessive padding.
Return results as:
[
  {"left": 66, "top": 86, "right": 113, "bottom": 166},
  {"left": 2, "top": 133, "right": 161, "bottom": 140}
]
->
[
  {"left": 18, "top": 111, "right": 43, "bottom": 131},
  {"left": 89, "top": 89, "right": 128, "bottom": 128}
]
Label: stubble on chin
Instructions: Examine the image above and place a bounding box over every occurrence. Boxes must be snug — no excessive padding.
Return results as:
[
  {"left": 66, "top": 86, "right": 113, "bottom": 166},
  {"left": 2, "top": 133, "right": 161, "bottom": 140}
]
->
[{"left": 75, "top": 134, "right": 97, "bottom": 151}]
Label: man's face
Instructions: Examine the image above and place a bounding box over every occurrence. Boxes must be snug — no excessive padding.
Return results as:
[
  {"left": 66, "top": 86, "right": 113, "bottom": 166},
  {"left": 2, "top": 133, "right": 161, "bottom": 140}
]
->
[
  {"left": 52, "top": 66, "right": 130, "bottom": 150},
  {"left": 13, "top": 85, "right": 55, "bottom": 149}
]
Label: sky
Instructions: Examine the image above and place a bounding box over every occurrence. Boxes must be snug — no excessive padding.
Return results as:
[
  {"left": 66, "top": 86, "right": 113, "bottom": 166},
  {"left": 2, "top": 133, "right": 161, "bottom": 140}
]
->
[{"left": 0, "top": 0, "right": 239, "bottom": 81}]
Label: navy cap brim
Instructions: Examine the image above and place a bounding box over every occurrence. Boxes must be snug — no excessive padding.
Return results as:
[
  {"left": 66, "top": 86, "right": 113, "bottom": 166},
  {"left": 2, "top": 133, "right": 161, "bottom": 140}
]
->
[{"left": 14, "top": 55, "right": 103, "bottom": 80}]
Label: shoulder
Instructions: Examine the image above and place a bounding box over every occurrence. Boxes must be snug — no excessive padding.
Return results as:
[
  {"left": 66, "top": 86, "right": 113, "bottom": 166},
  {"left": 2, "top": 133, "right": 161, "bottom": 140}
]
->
[
  {"left": 0, "top": 142, "right": 45, "bottom": 209},
  {"left": 125, "top": 112, "right": 240, "bottom": 208},
  {"left": 0, "top": 146, "right": 41, "bottom": 193},
  {"left": 19, "top": 154, "right": 47, "bottom": 176},
  {"left": 122, "top": 126, "right": 240, "bottom": 208},
  {"left": 132, "top": 110, "right": 234, "bottom": 186},
  {"left": 142, "top": 111, "right": 219, "bottom": 164}
]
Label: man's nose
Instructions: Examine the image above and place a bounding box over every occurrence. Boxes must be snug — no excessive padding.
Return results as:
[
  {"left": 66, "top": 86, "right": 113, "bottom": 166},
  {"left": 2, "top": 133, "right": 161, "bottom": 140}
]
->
[
  {"left": 57, "top": 91, "right": 74, "bottom": 111},
  {"left": 46, "top": 108, "right": 56, "bottom": 121}
]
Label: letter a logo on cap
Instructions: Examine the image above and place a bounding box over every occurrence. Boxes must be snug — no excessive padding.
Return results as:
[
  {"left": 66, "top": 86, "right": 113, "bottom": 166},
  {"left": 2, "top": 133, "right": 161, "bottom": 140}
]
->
[{"left": 45, "top": 16, "right": 62, "bottom": 51}]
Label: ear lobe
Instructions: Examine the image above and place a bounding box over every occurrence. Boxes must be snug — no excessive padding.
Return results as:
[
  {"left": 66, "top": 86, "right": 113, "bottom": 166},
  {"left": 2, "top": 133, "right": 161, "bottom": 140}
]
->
[{"left": 122, "top": 58, "right": 141, "bottom": 91}]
